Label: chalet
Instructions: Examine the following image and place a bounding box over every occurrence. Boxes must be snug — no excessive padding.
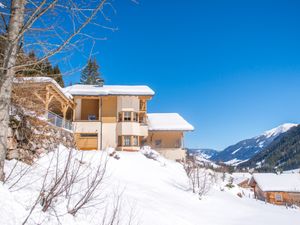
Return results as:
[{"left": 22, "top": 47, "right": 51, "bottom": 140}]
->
[
  {"left": 249, "top": 173, "right": 300, "bottom": 206},
  {"left": 13, "top": 77, "right": 194, "bottom": 160},
  {"left": 147, "top": 113, "right": 194, "bottom": 161}
]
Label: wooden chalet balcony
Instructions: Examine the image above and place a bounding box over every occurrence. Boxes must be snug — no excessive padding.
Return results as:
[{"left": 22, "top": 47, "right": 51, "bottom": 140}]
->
[{"left": 46, "top": 111, "right": 73, "bottom": 131}]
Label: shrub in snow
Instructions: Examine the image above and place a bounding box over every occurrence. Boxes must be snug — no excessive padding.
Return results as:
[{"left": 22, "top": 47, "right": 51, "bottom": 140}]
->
[
  {"left": 140, "top": 146, "right": 160, "bottom": 160},
  {"left": 140, "top": 146, "right": 167, "bottom": 166},
  {"left": 225, "top": 177, "right": 235, "bottom": 189},
  {"left": 107, "top": 148, "right": 120, "bottom": 160},
  {"left": 3, "top": 145, "right": 139, "bottom": 225}
]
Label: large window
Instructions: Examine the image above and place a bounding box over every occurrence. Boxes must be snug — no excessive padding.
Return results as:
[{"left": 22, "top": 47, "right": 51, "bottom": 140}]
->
[
  {"left": 132, "top": 136, "right": 138, "bottom": 146},
  {"left": 124, "top": 136, "right": 131, "bottom": 146},
  {"left": 133, "top": 112, "right": 138, "bottom": 122},
  {"left": 118, "top": 111, "right": 139, "bottom": 122},
  {"left": 124, "top": 112, "right": 131, "bottom": 121},
  {"left": 118, "top": 136, "right": 139, "bottom": 147}
]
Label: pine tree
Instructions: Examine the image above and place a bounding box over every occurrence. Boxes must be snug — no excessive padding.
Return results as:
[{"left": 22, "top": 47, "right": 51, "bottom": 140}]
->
[
  {"left": 41, "top": 59, "right": 53, "bottom": 75},
  {"left": 14, "top": 50, "right": 65, "bottom": 87},
  {"left": 80, "top": 58, "right": 104, "bottom": 86},
  {"left": 52, "top": 65, "right": 65, "bottom": 87}
]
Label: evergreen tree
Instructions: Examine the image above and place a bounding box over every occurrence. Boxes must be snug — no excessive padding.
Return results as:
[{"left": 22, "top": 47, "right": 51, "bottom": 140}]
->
[
  {"left": 15, "top": 49, "right": 65, "bottom": 87},
  {"left": 41, "top": 58, "right": 53, "bottom": 75},
  {"left": 80, "top": 58, "right": 104, "bottom": 86},
  {"left": 52, "top": 65, "right": 65, "bottom": 87}
]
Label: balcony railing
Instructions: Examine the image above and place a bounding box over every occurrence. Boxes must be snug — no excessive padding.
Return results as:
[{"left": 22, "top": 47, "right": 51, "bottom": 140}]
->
[{"left": 46, "top": 111, "right": 73, "bottom": 131}]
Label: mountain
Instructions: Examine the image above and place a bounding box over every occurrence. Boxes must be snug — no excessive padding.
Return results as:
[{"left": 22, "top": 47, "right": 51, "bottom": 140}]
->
[
  {"left": 238, "top": 124, "right": 300, "bottom": 171},
  {"left": 187, "top": 148, "right": 219, "bottom": 159},
  {"left": 211, "top": 123, "right": 298, "bottom": 165}
]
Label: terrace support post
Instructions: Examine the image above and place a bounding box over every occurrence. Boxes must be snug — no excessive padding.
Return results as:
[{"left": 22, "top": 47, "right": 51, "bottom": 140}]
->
[
  {"left": 45, "top": 86, "right": 54, "bottom": 113},
  {"left": 73, "top": 100, "right": 76, "bottom": 121},
  {"left": 61, "top": 103, "right": 68, "bottom": 128}
]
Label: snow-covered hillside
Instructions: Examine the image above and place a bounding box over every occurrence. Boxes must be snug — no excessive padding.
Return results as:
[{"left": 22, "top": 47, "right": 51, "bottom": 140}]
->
[
  {"left": 188, "top": 148, "right": 219, "bottom": 159},
  {"left": 1, "top": 146, "right": 300, "bottom": 225},
  {"left": 212, "top": 123, "right": 298, "bottom": 165}
]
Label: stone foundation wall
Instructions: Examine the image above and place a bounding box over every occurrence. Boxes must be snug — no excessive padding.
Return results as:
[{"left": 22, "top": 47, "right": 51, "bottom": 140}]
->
[{"left": 6, "top": 112, "right": 75, "bottom": 164}]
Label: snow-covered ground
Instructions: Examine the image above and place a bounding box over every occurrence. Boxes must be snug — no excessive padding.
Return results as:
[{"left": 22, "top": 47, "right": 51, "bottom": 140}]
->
[{"left": 1, "top": 146, "right": 300, "bottom": 225}]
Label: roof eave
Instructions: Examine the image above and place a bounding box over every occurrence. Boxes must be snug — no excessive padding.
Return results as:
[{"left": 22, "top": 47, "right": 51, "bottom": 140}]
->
[{"left": 148, "top": 129, "right": 194, "bottom": 132}]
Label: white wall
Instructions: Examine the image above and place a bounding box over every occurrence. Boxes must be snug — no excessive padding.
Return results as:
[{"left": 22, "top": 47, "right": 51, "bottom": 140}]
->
[
  {"left": 117, "top": 122, "right": 143, "bottom": 136},
  {"left": 102, "top": 123, "right": 117, "bottom": 149},
  {"left": 117, "top": 96, "right": 139, "bottom": 112},
  {"left": 73, "top": 121, "right": 100, "bottom": 133}
]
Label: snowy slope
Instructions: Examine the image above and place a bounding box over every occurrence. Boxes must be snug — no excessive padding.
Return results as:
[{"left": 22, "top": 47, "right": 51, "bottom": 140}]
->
[
  {"left": 212, "top": 123, "right": 298, "bottom": 165},
  {"left": 1, "top": 146, "right": 300, "bottom": 225}
]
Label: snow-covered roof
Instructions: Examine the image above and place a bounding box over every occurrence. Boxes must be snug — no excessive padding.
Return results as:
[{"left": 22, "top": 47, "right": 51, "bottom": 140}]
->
[
  {"left": 63, "top": 84, "right": 155, "bottom": 96},
  {"left": 147, "top": 113, "right": 194, "bottom": 131},
  {"left": 232, "top": 173, "right": 251, "bottom": 185},
  {"left": 250, "top": 173, "right": 300, "bottom": 192},
  {"left": 14, "top": 77, "right": 73, "bottom": 100}
]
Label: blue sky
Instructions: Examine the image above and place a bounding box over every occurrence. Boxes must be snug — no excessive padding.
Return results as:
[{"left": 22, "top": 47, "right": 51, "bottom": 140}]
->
[{"left": 60, "top": 0, "right": 300, "bottom": 150}]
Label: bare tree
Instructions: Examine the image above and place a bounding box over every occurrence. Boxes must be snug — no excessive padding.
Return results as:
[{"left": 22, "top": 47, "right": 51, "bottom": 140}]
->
[
  {"left": 13, "top": 145, "right": 110, "bottom": 225},
  {"left": 184, "top": 157, "right": 216, "bottom": 199},
  {"left": 0, "top": 0, "right": 117, "bottom": 181}
]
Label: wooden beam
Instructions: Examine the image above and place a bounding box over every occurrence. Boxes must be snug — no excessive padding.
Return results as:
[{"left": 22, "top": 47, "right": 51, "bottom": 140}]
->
[
  {"left": 61, "top": 103, "right": 69, "bottom": 120},
  {"left": 34, "top": 92, "right": 46, "bottom": 104},
  {"left": 48, "top": 84, "right": 75, "bottom": 109},
  {"left": 98, "top": 97, "right": 101, "bottom": 120},
  {"left": 45, "top": 87, "right": 55, "bottom": 111},
  {"left": 73, "top": 104, "right": 76, "bottom": 121}
]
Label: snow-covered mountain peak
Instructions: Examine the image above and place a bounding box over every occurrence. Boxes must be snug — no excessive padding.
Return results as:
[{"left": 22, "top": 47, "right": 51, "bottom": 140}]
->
[
  {"left": 211, "top": 123, "right": 299, "bottom": 165},
  {"left": 261, "top": 123, "right": 298, "bottom": 139}
]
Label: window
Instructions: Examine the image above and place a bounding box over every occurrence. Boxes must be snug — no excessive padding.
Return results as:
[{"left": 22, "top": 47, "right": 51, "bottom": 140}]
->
[
  {"left": 275, "top": 193, "right": 282, "bottom": 202},
  {"left": 118, "top": 136, "right": 140, "bottom": 147},
  {"left": 124, "top": 136, "right": 131, "bottom": 146},
  {"left": 133, "top": 112, "right": 139, "bottom": 122},
  {"left": 132, "top": 136, "right": 138, "bottom": 146},
  {"left": 124, "top": 112, "right": 131, "bottom": 121},
  {"left": 155, "top": 140, "right": 162, "bottom": 147},
  {"left": 119, "top": 111, "right": 139, "bottom": 122},
  {"left": 80, "top": 133, "right": 98, "bottom": 138}
]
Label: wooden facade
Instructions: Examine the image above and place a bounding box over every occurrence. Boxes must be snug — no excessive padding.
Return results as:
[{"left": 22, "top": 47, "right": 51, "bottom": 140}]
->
[
  {"left": 13, "top": 79, "right": 74, "bottom": 121},
  {"left": 75, "top": 133, "right": 98, "bottom": 150},
  {"left": 147, "top": 131, "right": 183, "bottom": 149},
  {"left": 250, "top": 178, "right": 300, "bottom": 206},
  {"left": 237, "top": 179, "right": 250, "bottom": 188},
  {"left": 73, "top": 95, "right": 151, "bottom": 151}
]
